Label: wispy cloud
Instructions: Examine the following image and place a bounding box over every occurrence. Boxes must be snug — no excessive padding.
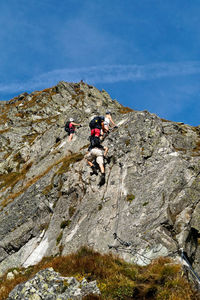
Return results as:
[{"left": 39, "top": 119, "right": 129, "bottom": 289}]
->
[{"left": 1, "top": 61, "right": 200, "bottom": 96}]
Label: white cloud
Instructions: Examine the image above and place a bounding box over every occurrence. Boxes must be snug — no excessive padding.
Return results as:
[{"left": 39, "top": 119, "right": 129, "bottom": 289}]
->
[{"left": 1, "top": 61, "right": 200, "bottom": 95}]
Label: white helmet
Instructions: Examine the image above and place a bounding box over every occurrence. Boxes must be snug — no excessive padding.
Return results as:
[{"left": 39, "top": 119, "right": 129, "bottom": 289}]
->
[{"left": 69, "top": 118, "right": 74, "bottom": 122}]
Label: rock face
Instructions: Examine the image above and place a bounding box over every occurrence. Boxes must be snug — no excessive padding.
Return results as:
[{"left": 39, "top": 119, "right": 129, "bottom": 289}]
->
[
  {"left": 0, "top": 81, "right": 200, "bottom": 278},
  {"left": 7, "top": 268, "right": 100, "bottom": 299}
]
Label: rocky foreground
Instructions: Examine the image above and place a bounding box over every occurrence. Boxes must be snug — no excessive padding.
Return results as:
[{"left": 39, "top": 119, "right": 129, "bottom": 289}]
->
[
  {"left": 7, "top": 268, "right": 100, "bottom": 300},
  {"left": 2, "top": 247, "right": 199, "bottom": 299},
  {"left": 0, "top": 81, "right": 200, "bottom": 292}
]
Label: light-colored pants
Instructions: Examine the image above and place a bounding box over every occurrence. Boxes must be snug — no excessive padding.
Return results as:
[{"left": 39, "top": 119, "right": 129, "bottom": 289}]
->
[{"left": 85, "top": 148, "right": 104, "bottom": 165}]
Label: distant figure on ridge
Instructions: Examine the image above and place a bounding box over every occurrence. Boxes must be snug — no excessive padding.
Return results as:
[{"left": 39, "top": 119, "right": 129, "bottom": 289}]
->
[{"left": 64, "top": 118, "right": 81, "bottom": 142}]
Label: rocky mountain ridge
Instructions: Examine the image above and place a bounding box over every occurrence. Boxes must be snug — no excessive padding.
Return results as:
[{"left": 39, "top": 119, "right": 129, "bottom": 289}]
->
[{"left": 0, "top": 81, "right": 200, "bottom": 281}]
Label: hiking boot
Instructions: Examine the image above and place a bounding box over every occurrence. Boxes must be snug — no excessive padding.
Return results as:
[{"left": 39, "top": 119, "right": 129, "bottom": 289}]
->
[{"left": 99, "top": 173, "right": 105, "bottom": 186}]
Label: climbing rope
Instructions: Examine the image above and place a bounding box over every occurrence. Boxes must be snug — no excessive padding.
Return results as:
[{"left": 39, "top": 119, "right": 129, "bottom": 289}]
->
[
  {"left": 108, "top": 235, "right": 152, "bottom": 264},
  {"left": 113, "top": 162, "right": 124, "bottom": 237},
  {"left": 108, "top": 161, "right": 152, "bottom": 264},
  {"left": 108, "top": 163, "right": 200, "bottom": 282},
  {"left": 113, "top": 232, "right": 131, "bottom": 247},
  {"left": 181, "top": 249, "right": 200, "bottom": 289},
  {"left": 110, "top": 234, "right": 200, "bottom": 283}
]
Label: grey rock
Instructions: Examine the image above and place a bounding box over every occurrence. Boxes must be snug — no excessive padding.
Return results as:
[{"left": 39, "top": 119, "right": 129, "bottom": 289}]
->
[
  {"left": 0, "top": 247, "right": 8, "bottom": 262},
  {"left": 0, "top": 81, "right": 200, "bottom": 279},
  {"left": 6, "top": 271, "right": 15, "bottom": 280},
  {"left": 7, "top": 268, "right": 100, "bottom": 299}
]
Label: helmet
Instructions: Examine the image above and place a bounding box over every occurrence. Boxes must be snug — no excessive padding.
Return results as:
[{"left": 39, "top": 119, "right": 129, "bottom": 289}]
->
[
  {"left": 106, "top": 111, "right": 111, "bottom": 115},
  {"left": 69, "top": 118, "right": 74, "bottom": 122},
  {"left": 100, "top": 116, "right": 105, "bottom": 121}
]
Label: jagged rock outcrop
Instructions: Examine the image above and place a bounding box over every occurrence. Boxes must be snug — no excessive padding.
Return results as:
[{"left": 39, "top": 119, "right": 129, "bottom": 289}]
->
[
  {"left": 0, "top": 81, "right": 200, "bottom": 280},
  {"left": 7, "top": 268, "right": 100, "bottom": 299}
]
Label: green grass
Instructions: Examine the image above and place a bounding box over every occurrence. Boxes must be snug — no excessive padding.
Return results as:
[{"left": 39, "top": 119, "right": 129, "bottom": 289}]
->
[
  {"left": 56, "top": 232, "right": 63, "bottom": 245},
  {"left": 126, "top": 194, "right": 135, "bottom": 203},
  {"left": 69, "top": 206, "right": 76, "bottom": 217},
  {"left": 60, "top": 220, "right": 71, "bottom": 229}
]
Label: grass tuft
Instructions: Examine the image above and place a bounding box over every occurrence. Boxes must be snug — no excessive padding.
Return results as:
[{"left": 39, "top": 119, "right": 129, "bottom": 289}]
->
[
  {"left": 1, "top": 152, "right": 84, "bottom": 209},
  {"left": 56, "top": 153, "right": 84, "bottom": 175},
  {"left": 69, "top": 206, "right": 76, "bottom": 217},
  {"left": 60, "top": 220, "right": 71, "bottom": 229},
  {"left": 0, "top": 247, "right": 199, "bottom": 300},
  {"left": 118, "top": 105, "right": 133, "bottom": 114},
  {"left": 56, "top": 232, "right": 63, "bottom": 245},
  {"left": 126, "top": 194, "right": 135, "bottom": 203}
]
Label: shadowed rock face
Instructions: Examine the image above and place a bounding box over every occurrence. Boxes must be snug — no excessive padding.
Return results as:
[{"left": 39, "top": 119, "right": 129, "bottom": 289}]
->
[{"left": 0, "top": 81, "right": 200, "bottom": 276}]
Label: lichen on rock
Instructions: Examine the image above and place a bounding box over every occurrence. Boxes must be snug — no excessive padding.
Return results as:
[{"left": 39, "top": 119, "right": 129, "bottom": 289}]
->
[{"left": 7, "top": 268, "right": 100, "bottom": 299}]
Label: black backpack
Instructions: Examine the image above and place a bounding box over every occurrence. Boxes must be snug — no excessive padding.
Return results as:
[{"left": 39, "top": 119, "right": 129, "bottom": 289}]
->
[
  {"left": 64, "top": 121, "right": 70, "bottom": 133},
  {"left": 89, "top": 116, "right": 104, "bottom": 129}
]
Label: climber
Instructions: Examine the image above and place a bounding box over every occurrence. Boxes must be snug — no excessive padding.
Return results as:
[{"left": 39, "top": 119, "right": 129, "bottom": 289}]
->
[
  {"left": 103, "top": 111, "right": 118, "bottom": 135},
  {"left": 65, "top": 118, "right": 81, "bottom": 142},
  {"left": 89, "top": 115, "right": 105, "bottom": 139},
  {"left": 85, "top": 136, "right": 108, "bottom": 186}
]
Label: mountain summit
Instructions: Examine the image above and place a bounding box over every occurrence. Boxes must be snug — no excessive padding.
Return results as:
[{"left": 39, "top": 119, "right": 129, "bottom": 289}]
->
[{"left": 0, "top": 81, "right": 200, "bottom": 281}]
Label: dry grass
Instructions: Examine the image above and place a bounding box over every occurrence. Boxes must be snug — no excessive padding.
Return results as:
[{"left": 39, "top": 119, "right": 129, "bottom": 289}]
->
[
  {"left": 56, "top": 153, "right": 84, "bottom": 175},
  {"left": 0, "top": 113, "right": 9, "bottom": 125},
  {"left": 192, "top": 140, "right": 200, "bottom": 156},
  {"left": 15, "top": 112, "right": 29, "bottom": 119},
  {"left": 69, "top": 205, "right": 76, "bottom": 217},
  {"left": 118, "top": 105, "right": 134, "bottom": 114},
  {"left": 0, "top": 247, "right": 199, "bottom": 300},
  {"left": 173, "top": 147, "right": 187, "bottom": 153},
  {"left": 21, "top": 89, "right": 54, "bottom": 110},
  {"left": 43, "top": 152, "right": 84, "bottom": 196},
  {"left": 71, "top": 86, "right": 85, "bottom": 108},
  {"left": 161, "top": 118, "right": 173, "bottom": 123},
  {"left": 0, "top": 128, "right": 10, "bottom": 134},
  {"left": 0, "top": 162, "right": 32, "bottom": 193},
  {"left": 1, "top": 153, "right": 84, "bottom": 208},
  {"left": 30, "top": 115, "right": 59, "bottom": 125},
  {"left": 0, "top": 86, "right": 57, "bottom": 130},
  {"left": 3, "top": 152, "right": 11, "bottom": 160},
  {"left": 22, "top": 133, "right": 39, "bottom": 145}
]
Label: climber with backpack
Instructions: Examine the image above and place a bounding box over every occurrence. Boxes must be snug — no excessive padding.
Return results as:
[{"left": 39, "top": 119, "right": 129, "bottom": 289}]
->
[
  {"left": 85, "top": 136, "right": 108, "bottom": 186},
  {"left": 89, "top": 115, "right": 105, "bottom": 139},
  {"left": 65, "top": 118, "right": 81, "bottom": 142}
]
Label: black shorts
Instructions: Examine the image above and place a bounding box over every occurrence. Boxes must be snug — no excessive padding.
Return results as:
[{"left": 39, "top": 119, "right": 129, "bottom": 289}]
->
[{"left": 68, "top": 129, "right": 75, "bottom": 135}]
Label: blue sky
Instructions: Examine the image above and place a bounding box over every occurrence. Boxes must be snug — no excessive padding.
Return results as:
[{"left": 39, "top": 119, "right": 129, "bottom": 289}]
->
[{"left": 1, "top": 0, "right": 200, "bottom": 125}]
